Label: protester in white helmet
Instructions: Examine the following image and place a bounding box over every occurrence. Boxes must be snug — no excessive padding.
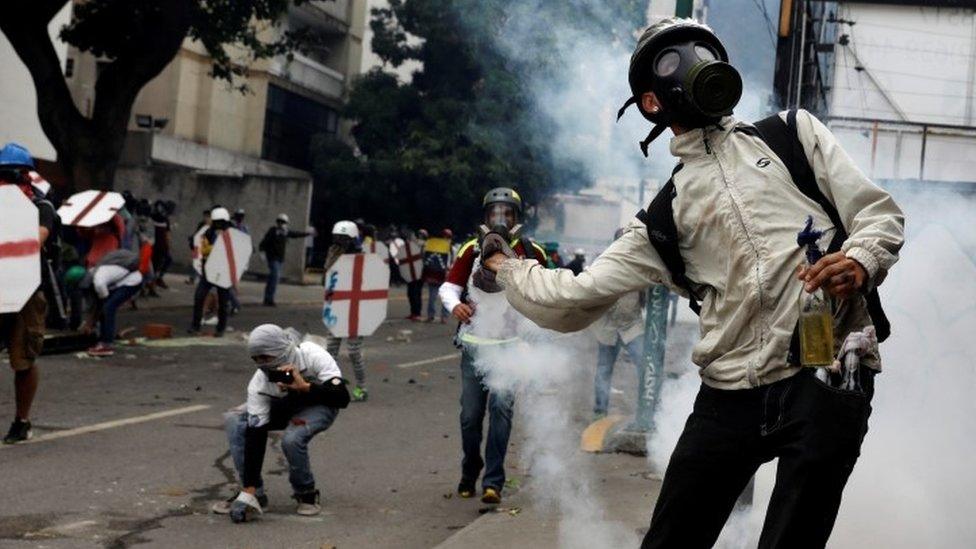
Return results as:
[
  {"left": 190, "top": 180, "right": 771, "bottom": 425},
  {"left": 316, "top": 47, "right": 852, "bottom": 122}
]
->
[
  {"left": 188, "top": 207, "right": 233, "bottom": 336},
  {"left": 212, "top": 324, "right": 349, "bottom": 523},
  {"left": 323, "top": 220, "right": 370, "bottom": 402},
  {"left": 258, "top": 213, "right": 313, "bottom": 307},
  {"left": 565, "top": 248, "right": 586, "bottom": 276}
]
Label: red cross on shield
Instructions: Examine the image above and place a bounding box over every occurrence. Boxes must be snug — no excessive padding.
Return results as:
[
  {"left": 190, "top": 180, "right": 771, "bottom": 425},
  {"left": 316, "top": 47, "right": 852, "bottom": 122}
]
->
[
  {"left": 396, "top": 240, "right": 424, "bottom": 283},
  {"left": 323, "top": 253, "right": 389, "bottom": 338}
]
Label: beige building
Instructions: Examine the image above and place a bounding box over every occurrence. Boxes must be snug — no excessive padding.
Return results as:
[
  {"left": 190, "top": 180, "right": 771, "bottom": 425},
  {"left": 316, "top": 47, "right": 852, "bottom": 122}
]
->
[{"left": 66, "top": 0, "right": 367, "bottom": 172}]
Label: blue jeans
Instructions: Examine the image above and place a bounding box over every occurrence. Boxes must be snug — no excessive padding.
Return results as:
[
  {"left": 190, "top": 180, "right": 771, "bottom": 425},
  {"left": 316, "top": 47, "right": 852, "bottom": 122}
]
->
[
  {"left": 99, "top": 284, "right": 141, "bottom": 344},
  {"left": 225, "top": 404, "right": 338, "bottom": 493},
  {"left": 459, "top": 350, "right": 514, "bottom": 491},
  {"left": 594, "top": 335, "right": 645, "bottom": 415},
  {"left": 264, "top": 257, "right": 282, "bottom": 304},
  {"left": 426, "top": 283, "right": 447, "bottom": 320}
]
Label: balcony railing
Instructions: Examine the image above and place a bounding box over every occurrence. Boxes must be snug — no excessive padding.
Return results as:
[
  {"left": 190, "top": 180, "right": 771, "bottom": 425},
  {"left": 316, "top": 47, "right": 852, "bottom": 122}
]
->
[{"left": 269, "top": 53, "right": 346, "bottom": 100}]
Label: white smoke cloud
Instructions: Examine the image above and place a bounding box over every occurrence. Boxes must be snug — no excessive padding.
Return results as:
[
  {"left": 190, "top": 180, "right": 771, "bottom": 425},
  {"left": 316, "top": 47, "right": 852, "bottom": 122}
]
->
[{"left": 466, "top": 285, "right": 639, "bottom": 548}]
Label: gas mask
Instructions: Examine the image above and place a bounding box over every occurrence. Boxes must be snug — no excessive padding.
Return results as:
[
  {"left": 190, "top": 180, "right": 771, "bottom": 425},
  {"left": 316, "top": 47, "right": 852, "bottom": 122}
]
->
[
  {"left": 619, "top": 19, "right": 743, "bottom": 156},
  {"left": 478, "top": 203, "right": 522, "bottom": 243}
]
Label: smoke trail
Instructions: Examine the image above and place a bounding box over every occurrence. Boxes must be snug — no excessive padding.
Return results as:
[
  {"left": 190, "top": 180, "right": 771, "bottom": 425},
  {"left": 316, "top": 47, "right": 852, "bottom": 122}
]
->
[{"left": 467, "top": 285, "right": 638, "bottom": 548}]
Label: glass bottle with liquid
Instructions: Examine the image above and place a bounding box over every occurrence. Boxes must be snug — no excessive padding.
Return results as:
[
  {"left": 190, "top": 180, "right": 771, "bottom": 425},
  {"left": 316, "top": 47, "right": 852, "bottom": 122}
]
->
[{"left": 797, "top": 217, "right": 834, "bottom": 366}]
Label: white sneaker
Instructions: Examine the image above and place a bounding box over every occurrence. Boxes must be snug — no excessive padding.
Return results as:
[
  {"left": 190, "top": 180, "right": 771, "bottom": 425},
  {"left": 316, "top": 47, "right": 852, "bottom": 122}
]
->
[
  {"left": 212, "top": 492, "right": 267, "bottom": 515},
  {"left": 202, "top": 315, "right": 218, "bottom": 326},
  {"left": 294, "top": 490, "right": 321, "bottom": 516}
]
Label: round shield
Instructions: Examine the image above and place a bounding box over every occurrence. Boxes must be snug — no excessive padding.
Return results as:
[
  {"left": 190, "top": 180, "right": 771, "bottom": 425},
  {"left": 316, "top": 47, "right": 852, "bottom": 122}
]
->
[
  {"left": 0, "top": 186, "right": 40, "bottom": 313},
  {"left": 396, "top": 239, "right": 424, "bottom": 283},
  {"left": 56, "top": 190, "right": 124, "bottom": 227},
  {"left": 322, "top": 253, "right": 389, "bottom": 338},
  {"left": 205, "top": 228, "right": 253, "bottom": 289}
]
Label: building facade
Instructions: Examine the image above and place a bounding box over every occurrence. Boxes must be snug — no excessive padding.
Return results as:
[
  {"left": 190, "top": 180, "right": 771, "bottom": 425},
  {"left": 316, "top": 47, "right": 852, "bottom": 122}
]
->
[
  {"left": 66, "top": 0, "right": 367, "bottom": 172},
  {"left": 773, "top": 0, "right": 976, "bottom": 183}
]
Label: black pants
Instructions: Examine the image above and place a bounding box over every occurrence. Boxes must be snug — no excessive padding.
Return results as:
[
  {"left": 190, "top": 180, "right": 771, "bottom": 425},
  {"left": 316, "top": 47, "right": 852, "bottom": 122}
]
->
[
  {"left": 643, "top": 368, "right": 873, "bottom": 549},
  {"left": 406, "top": 280, "right": 423, "bottom": 316},
  {"left": 191, "top": 278, "right": 229, "bottom": 332}
]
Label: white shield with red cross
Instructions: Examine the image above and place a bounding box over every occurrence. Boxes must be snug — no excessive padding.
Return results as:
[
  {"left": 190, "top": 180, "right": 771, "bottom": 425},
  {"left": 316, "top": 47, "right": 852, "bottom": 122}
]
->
[
  {"left": 205, "top": 228, "right": 252, "bottom": 289},
  {"left": 191, "top": 225, "right": 208, "bottom": 275},
  {"left": 56, "top": 190, "right": 125, "bottom": 227},
  {"left": 365, "top": 239, "right": 390, "bottom": 265},
  {"left": 0, "top": 186, "right": 41, "bottom": 313},
  {"left": 396, "top": 239, "right": 424, "bottom": 282},
  {"left": 322, "top": 253, "right": 389, "bottom": 338}
]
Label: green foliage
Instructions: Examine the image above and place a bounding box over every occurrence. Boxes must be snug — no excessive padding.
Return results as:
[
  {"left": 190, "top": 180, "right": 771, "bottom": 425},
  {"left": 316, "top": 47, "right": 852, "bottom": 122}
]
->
[{"left": 312, "top": 0, "right": 645, "bottom": 233}]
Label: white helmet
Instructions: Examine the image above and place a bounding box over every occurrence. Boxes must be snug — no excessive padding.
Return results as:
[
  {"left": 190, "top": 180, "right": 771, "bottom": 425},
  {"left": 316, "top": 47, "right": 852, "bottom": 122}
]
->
[
  {"left": 211, "top": 207, "right": 230, "bottom": 222},
  {"left": 574, "top": 248, "right": 585, "bottom": 256},
  {"left": 332, "top": 220, "right": 359, "bottom": 238},
  {"left": 276, "top": 213, "right": 290, "bottom": 223}
]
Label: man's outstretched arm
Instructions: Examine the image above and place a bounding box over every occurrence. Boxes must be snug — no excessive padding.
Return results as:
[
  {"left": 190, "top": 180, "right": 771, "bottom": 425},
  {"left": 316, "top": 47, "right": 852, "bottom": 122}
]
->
[{"left": 484, "top": 221, "right": 673, "bottom": 332}]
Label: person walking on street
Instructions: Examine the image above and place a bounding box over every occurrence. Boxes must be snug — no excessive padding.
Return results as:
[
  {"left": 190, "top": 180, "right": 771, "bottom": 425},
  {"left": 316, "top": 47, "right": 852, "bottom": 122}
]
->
[
  {"left": 0, "top": 143, "right": 56, "bottom": 444},
  {"left": 259, "top": 213, "right": 312, "bottom": 307},
  {"left": 405, "top": 229, "right": 428, "bottom": 320},
  {"left": 323, "top": 221, "right": 370, "bottom": 402},
  {"left": 422, "top": 229, "right": 453, "bottom": 323},
  {"left": 592, "top": 231, "right": 645, "bottom": 419},
  {"left": 439, "top": 187, "right": 549, "bottom": 505},
  {"left": 479, "top": 18, "right": 905, "bottom": 549},
  {"left": 81, "top": 249, "right": 144, "bottom": 357},
  {"left": 150, "top": 200, "right": 174, "bottom": 290},
  {"left": 212, "top": 324, "right": 349, "bottom": 523},
  {"left": 188, "top": 207, "right": 233, "bottom": 336}
]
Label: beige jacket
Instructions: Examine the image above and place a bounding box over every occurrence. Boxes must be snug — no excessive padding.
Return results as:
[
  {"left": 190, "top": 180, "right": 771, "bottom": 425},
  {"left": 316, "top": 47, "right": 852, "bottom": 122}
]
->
[
  {"left": 594, "top": 290, "right": 644, "bottom": 346},
  {"left": 498, "top": 110, "right": 904, "bottom": 389}
]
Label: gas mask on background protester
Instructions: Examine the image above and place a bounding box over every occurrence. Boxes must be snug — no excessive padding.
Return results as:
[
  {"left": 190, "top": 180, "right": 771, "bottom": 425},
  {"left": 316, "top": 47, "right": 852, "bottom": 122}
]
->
[{"left": 617, "top": 18, "right": 743, "bottom": 156}]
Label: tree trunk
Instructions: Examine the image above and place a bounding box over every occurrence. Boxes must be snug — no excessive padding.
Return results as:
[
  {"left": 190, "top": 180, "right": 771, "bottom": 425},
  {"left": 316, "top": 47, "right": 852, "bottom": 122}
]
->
[{"left": 0, "top": 1, "right": 192, "bottom": 192}]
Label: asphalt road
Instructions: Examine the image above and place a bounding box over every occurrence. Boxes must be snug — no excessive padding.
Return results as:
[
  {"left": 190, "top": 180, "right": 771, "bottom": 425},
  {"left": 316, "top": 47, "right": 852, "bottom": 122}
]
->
[{"left": 0, "top": 286, "right": 501, "bottom": 548}]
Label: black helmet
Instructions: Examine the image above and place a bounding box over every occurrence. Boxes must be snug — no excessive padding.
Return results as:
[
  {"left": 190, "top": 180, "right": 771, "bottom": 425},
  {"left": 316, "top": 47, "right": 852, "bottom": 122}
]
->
[
  {"left": 482, "top": 187, "right": 522, "bottom": 214},
  {"left": 618, "top": 18, "right": 742, "bottom": 156}
]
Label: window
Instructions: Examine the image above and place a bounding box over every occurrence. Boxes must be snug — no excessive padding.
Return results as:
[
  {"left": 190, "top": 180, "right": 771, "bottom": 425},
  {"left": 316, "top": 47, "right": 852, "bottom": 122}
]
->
[{"left": 262, "top": 84, "right": 339, "bottom": 170}]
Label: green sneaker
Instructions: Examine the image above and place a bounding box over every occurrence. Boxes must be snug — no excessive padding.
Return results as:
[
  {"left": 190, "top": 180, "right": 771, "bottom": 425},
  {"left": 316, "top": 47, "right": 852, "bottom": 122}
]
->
[{"left": 351, "top": 386, "right": 368, "bottom": 402}]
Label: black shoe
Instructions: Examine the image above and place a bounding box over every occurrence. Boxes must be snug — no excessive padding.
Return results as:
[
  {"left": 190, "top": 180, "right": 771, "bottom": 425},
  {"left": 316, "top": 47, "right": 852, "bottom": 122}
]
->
[
  {"left": 186, "top": 327, "right": 201, "bottom": 336},
  {"left": 3, "top": 419, "right": 32, "bottom": 444},
  {"left": 457, "top": 480, "right": 476, "bottom": 498},
  {"left": 214, "top": 330, "right": 225, "bottom": 338},
  {"left": 263, "top": 301, "right": 276, "bottom": 307}
]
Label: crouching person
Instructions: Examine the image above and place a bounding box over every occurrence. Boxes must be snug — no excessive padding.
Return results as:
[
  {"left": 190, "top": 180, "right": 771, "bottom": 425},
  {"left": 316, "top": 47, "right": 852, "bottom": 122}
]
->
[{"left": 212, "top": 324, "right": 350, "bottom": 522}]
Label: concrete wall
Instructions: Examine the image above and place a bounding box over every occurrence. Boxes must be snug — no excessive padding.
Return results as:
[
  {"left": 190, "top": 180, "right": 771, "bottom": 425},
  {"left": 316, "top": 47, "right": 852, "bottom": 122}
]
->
[{"left": 116, "top": 165, "right": 313, "bottom": 282}]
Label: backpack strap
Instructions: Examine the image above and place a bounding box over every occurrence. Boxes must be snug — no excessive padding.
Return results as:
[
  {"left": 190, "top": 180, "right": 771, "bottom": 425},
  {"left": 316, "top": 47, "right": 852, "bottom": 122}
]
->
[
  {"left": 753, "top": 109, "right": 890, "bottom": 343},
  {"left": 636, "top": 163, "right": 702, "bottom": 315}
]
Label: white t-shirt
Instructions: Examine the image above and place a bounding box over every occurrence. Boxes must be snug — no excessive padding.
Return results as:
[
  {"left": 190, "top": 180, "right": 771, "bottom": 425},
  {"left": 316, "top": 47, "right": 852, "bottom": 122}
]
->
[
  {"left": 245, "top": 341, "right": 343, "bottom": 427},
  {"left": 92, "top": 265, "right": 143, "bottom": 299}
]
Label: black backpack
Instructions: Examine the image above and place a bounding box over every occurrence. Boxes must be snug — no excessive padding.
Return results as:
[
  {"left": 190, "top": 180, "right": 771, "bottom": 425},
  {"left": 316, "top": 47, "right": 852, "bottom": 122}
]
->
[{"left": 636, "top": 109, "right": 890, "bottom": 356}]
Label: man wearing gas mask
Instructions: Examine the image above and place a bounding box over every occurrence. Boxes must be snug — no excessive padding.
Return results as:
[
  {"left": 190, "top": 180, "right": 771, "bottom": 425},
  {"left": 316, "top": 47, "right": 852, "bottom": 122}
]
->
[
  {"left": 480, "top": 18, "right": 904, "bottom": 548},
  {"left": 438, "top": 188, "right": 547, "bottom": 505}
]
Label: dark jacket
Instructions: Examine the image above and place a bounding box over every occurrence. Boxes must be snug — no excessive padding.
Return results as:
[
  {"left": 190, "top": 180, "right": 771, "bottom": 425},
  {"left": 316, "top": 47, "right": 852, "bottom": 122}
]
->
[{"left": 259, "top": 225, "right": 309, "bottom": 262}]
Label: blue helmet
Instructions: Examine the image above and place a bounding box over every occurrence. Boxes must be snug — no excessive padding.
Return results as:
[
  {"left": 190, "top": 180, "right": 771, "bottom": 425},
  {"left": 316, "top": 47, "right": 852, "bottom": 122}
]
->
[{"left": 0, "top": 143, "right": 35, "bottom": 169}]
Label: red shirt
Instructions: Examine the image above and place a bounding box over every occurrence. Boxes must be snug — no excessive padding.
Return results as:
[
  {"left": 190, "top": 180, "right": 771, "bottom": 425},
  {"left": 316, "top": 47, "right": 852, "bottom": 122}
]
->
[{"left": 445, "top": 238, "right": 547, "bottom": 288}]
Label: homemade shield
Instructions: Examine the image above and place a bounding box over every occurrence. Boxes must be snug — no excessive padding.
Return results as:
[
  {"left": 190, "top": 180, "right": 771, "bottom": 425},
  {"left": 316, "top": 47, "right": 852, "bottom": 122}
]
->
[
  {"left": 365, "top": 239, "right": 390, "bottom": 264},
  {"left": 396, "top": 239, "right": 424, "bottom": 282},
  {"left": 56, "top": 190, "right": 124, "bottom": 227},
  {"left": 322, "top": 253, "right": 389, "bottom": 338},
  {"left": 0, "top": 186, "right": 40, "bottom": 313},
  {"left": 204, "top": 228, "right": 252, "bottom": 289}
]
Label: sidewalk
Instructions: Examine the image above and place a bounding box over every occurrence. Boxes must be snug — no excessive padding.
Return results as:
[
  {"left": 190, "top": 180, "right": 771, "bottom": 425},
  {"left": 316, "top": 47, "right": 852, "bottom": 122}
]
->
[{"left": 436, "top": 452, "right": 661, "bottom": 548}]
